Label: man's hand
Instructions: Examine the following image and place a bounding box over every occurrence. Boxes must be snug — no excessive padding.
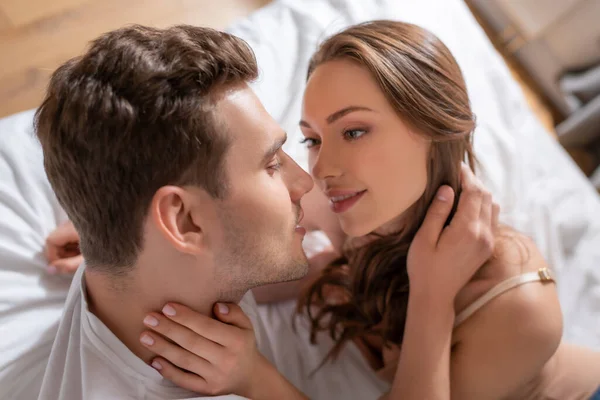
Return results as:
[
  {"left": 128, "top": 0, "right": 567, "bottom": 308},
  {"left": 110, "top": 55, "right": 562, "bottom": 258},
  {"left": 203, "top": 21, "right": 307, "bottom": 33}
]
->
[
  {"left": 407, "top": 164, "right": 499, "bottom": 303},
  {"left": 140, "top": 303, "right": 307, "bottom": 399},
  {"left": 45, "top": 221, "right": 82, "bottom": 274}
]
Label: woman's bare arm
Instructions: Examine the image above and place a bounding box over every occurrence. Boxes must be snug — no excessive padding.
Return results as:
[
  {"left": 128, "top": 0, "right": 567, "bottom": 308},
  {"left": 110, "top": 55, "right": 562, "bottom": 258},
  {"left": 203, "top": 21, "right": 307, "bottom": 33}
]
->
[{"left": 385, "top": 292, "right": 455, "bottom": 399}]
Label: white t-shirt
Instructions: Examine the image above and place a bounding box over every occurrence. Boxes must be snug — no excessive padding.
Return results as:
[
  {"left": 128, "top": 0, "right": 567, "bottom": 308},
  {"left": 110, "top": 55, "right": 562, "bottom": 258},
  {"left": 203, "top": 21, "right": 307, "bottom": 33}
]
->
[{"left": 37, "top": 265, "right": 274, "bottom": 400}]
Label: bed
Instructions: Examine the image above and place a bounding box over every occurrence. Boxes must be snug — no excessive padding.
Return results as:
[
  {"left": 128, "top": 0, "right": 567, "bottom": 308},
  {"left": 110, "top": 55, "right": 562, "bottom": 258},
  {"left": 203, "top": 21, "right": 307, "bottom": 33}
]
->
[{"left": 1, "top": 0, "right": 599, "bottom": 398}]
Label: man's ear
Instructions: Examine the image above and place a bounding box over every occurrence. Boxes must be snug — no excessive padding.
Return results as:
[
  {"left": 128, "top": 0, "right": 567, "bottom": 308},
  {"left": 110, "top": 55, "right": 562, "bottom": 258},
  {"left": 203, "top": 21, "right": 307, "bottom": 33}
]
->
[{"left": 150, "top": 186, "right": 208, "bottom": 255}]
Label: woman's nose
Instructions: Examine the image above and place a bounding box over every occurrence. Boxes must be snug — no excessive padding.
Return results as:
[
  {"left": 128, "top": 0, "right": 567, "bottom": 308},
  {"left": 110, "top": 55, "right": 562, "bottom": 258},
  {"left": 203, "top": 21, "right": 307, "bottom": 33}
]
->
[{"left": 310, "top": 143, "right": 342, "bottom": 181}]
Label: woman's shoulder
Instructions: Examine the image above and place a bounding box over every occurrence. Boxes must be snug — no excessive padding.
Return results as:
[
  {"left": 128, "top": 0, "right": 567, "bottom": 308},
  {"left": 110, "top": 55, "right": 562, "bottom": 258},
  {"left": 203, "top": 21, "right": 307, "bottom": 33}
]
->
[
  {"left": 482, "top": 225, "right": 543, "bottom": 279},
  {"left": 454, "top": 226, "right": 535, "bottom": 309},
  {"left": 449, "top": 227, "right": 564, "bottom": 399},
  {"left": 454, "top": 225, "right": 563, "bottom": 347}
]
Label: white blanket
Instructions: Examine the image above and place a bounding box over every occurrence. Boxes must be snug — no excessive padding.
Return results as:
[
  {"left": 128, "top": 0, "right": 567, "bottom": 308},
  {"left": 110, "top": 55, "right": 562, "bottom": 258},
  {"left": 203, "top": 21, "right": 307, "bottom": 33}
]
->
[{"left": 1, "top": 0, "right": 599, "bottom": 399}]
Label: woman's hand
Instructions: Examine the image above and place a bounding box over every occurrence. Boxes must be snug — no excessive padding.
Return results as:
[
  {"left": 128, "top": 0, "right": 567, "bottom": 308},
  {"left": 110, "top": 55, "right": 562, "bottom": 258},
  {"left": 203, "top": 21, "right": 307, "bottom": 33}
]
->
[
  {"left": 140, "top": 302, "right": 307, "bottom": 399},
  {"left": 45, "top": 220, "right": 82, "bottom": 274},
  {"left": 407, "top": 164, "right": 499, "bottom": 303}
]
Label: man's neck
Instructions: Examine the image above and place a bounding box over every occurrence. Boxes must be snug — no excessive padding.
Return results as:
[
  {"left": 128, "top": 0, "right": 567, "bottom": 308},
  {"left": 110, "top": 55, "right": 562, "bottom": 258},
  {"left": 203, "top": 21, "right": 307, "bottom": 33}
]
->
[{"left": 83, "top": 266, "right": 216, "bottom": 364}]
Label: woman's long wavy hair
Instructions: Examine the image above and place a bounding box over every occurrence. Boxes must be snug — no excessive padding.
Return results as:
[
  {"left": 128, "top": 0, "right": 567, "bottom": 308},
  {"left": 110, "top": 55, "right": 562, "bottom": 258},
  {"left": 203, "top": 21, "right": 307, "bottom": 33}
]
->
[{"left": 298, "top": 20, "right": 477, "bottom": 362}]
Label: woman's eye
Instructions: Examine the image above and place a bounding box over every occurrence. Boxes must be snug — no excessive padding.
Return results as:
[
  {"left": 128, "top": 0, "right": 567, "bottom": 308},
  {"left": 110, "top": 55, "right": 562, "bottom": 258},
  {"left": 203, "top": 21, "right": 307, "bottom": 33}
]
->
[
  {"left": 300, "top": 137, "right": 320, "bottom": 148},
  {"left": 343, "top": 129, "right": 368, "bottom": 141}
]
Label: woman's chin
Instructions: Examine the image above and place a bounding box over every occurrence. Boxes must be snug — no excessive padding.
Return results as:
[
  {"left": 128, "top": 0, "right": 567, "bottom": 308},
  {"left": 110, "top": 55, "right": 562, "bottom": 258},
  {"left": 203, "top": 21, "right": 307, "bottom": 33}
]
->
[
  {"left": 340, "top": 219, "right": 376, "bottom": 239},
  {"left": 340, "top": 215, "right": 404, "bottom": 240}
]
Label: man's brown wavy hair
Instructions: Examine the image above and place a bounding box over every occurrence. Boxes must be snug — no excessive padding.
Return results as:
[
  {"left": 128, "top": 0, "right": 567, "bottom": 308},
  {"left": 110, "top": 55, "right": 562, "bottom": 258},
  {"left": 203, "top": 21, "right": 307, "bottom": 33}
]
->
[
  {"left": 35, "top": 25, "right": 257, "bottom": 273},
  {"left": 298, "top": 20, "right": 476, "bottom": 362}
]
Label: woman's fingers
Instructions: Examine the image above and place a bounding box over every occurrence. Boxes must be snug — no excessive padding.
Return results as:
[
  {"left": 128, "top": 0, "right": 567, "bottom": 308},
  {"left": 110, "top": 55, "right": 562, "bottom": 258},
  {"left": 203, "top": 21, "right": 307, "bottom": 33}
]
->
[
  {"left": 145, "top": 303, "right": 262, "bottom": 398},
  {"left": 45, "top": 221, "right": 82, "bottom": 274},
  {"left": 139, "top": 329, "right": 212, "bottom": 378},
  {"left": 160, "top": 303, "right": 247, "bottom": 347},
  {"left": 48, "top": 254, "right": 83, "bottom": 274},
  {"left": 150, "top": 357, "right": 210, "bottom": 394},
  {"left": 143, "top": 312, "right": 222, "bottom": 363},
  {"left": 45, "top": 221, "right": 80, "bottom": 261},
  {"left": 451, "top": 164, "right": 483, "bottom": 228},
  {"left": 212, "top": 303, "right": 253, "bottom": 331},
  {"left": 415, "top": 185, "right": 455, "bottom": 247}
]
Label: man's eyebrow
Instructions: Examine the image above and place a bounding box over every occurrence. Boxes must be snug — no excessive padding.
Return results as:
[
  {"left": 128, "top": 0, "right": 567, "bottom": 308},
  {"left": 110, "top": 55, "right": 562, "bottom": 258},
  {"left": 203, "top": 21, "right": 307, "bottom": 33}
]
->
[
  {"left": 262, "top": 133, "right": 287, "bottom": 164},
  {"left": 299, "top": 106, "right": 375, "bottom": 128}
]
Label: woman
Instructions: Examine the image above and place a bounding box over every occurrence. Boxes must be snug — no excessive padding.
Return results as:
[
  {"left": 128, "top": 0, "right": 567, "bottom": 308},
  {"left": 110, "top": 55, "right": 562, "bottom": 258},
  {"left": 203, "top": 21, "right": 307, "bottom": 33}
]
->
[
  {"left": 47, "top": 21, "right": 600, "bottom": 399},
  {"left": 294, "top": 20, "right": 600, "bottom": 399}
]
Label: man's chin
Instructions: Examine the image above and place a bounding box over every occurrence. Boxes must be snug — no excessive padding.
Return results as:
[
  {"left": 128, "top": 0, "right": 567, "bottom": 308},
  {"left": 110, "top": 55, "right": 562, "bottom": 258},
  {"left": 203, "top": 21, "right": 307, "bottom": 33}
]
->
[
  {"left": 294, "top": 259, "right": 310, "bottom": 281},
  {"left": 296, "top": 252, "right": 310, "bottom": 275},
  {"left": 272, "top": 257, "right": 309, "bottom": 284}
]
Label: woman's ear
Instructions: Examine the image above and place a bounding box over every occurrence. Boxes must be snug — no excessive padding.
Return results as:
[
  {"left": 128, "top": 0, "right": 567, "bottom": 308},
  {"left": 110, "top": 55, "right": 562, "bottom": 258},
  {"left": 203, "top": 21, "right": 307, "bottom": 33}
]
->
[{"left": 150, "top": 186, "right": 206, "bottom": 255}]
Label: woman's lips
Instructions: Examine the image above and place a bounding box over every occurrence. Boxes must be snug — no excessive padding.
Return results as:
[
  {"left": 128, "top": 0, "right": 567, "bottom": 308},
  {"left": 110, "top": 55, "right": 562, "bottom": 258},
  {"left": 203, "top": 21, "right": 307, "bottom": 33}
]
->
[{"left": 328, "top": 190, "right": 367, "bottom": 213}]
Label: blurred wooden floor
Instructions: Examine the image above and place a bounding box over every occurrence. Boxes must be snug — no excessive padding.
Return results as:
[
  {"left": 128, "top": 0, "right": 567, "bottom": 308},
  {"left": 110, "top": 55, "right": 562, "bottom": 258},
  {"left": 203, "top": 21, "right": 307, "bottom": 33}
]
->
[
  {"left": 0, "top": 0, "right": 270, "bottom": 119},
  {"left": 4, "top": 1, "right": 595, "bottom": 183},
  {"left": 0, "top": 0, "right": 553, "bottom": 133}
]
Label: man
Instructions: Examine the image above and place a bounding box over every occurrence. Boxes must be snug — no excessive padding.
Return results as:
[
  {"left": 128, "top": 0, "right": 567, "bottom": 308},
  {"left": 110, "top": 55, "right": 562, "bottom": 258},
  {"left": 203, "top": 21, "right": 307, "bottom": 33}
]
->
[
  {"left": 36, "top": 24, "right": 494, "bottom": 399},
  {"left": 36, "top": 24, "right": 312, "bottom": 400}
]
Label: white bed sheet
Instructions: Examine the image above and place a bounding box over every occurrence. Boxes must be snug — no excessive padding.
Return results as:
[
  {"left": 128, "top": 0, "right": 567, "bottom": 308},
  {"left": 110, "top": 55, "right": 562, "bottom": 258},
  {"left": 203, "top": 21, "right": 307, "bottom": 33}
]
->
[
  {"left": 0, "top": 0, "right": 599, "bottom": 399},
  {"left": 0, "top": 109, "right": 70, "bottom": 399}
]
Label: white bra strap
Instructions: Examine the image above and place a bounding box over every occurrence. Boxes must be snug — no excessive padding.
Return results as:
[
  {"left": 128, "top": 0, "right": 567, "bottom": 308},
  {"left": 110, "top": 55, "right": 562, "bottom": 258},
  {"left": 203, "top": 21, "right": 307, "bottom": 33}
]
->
[{"left": 454, "top": 268, "right": 555, "bottom": 328}]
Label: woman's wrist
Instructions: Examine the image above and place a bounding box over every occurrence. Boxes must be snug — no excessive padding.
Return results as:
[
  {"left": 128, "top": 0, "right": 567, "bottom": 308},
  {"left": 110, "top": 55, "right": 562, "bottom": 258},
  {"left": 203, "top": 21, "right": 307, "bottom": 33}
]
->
[
  {"left": 244, "top": 354, "right": 274, "bottom": 399},
  {"left": 388, "top": 288, "right": 455, "bottom": 400},
  {"left": 409, "top": 284, "right": 457, "bottom": 316},
  {"left": 246, "top": 355, "right": 307, "bottom": 400}
]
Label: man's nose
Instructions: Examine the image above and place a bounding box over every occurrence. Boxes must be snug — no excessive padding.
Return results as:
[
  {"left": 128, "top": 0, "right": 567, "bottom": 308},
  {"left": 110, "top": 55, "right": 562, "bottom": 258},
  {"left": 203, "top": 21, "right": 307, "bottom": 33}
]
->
[{"left": 286, "top": 158, "right": 314, "bottom": 204}]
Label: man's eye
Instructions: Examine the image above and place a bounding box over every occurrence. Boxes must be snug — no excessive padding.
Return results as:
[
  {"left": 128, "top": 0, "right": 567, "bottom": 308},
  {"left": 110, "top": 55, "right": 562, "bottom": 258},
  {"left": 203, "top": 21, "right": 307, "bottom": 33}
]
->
[
  {"left": 300, "top": 138, "right": 320, "bottom": 148},
  {"left": 267, "top": 159, "right": 281, "bottom": 174}
]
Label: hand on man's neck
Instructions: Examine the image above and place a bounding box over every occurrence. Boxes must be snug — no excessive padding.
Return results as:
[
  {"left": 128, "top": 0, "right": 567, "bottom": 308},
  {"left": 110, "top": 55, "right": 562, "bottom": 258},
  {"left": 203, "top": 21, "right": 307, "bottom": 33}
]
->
[{"left": 83, "top": 254, "right": 222, "bottom": 364}]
